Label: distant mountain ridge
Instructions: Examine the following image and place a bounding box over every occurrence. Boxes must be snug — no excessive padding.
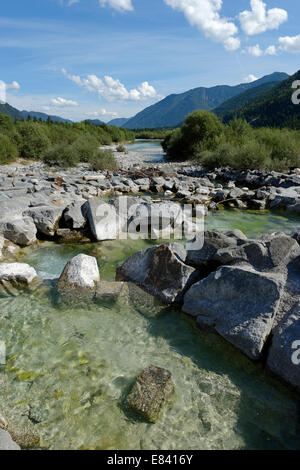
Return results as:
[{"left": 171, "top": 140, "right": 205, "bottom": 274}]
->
[
  {"left": 221, "top": 70, "right": 300, "bottom": 129},
  {"left": 0, "top": 101, "right": 24, "bottom": 120},
  {"left": 107, "top": 117, "right": 129, "bottom": 127},
  {"left": 123, "top": 72, "right": 289, "bottom": 129},
  {"left": 22, "top": 110, "right": 73, "bottom": 123}
]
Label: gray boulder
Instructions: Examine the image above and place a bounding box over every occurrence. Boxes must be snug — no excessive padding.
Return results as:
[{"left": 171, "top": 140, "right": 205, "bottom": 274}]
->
[
  {"left": 116, "top": 243, "right": 198, "bottom": 304},
  {"left": 183, "top": 265, "right": 284, "bottom": 360},
  {"left": 126, "top": 365, "right": 175, "bottom": 423},
  {"left": 63, "top": 201, "right": 86, "bottom": 229},
  {"left": 84, "top": 198, "right": 120, "bottom": 241},
  {"left": 267, "top": 309, "right": 300, "bottom": 393},
  {"left": 0, "top": 262, "right": 38, "bottom": 295},
  {"left": 24, "top": 206, "right": 64, "bottom": 236},
  {"left": 0, "top": 217, "right": 37, "bottom": 246},
  {"left": 57, "top": 254, "right": 100, "bottom": 300},
  {"left": 0, "top": 429, "right": 20, "bottom": 450}
]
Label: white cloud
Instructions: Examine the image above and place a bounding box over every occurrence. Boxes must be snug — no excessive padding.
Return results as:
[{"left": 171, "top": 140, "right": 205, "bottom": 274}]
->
[
  {"left": 265, "top": 44, "right": 277, "bottom": 55},
  {"left": 246, "top": 44, "right": 264, "bottom": 56},
  {"left": 85, "top": 109, "right": 119, "bottom": 118},
  {"left": 239, "top": 0, "right": 287, "bottom": 36},
  {"left": 99, "top": 0, "right": 133, "bottom": 12},
  {"left": 164, "top": 0, "right": 240, "bottom": 51},
  {"left": 51, "top": 96, "right": 79, "bottom": 107},
  {"left": 243, "top": 74, "right": 258, "bottom": 83},
  {"left": 0, "top": 80, "right": 20, "bottom": 103},
  {"left": 279, "top": 35, "right": 300, "bottom": 53},
  {"left": 62, "top": 68, "right": 159, "bottom": 102},
  {"left": 68, "top": 0, "right": 80, "bottom": 6}
]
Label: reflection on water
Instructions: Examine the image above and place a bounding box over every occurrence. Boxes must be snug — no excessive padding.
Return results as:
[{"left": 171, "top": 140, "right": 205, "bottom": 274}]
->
[
  {"left": 0, "top": 209, "right": 299, "bottom": 450},
  {"left": 126, "top": 140, "right": 165, "bottom": 163}
]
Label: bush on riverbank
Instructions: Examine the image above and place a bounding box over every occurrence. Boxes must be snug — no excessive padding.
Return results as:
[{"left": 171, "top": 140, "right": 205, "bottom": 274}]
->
[
  {"left": 163, "top": 112, "right": 300, "bottom": 171},
  {"left": 0, "top": 112, "right": 134, "bottom": 168},
  {"left": 90, "top": 149, "right": 117, "bottom": 171}
]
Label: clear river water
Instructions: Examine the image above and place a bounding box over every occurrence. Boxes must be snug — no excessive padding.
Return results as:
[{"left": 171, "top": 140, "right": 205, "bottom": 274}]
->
[{"left": 0, "top": 207, "right": 300, "bottom": 450}]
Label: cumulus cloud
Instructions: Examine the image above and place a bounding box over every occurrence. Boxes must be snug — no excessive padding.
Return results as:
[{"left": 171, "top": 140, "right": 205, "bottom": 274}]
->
[
  {"left": 279, "top": 35, "right": 300, "bottom": 53},
  {"left": 62, "top": 68, "right": 159, "bottom": 102},
  {"left": 243, "top": 43, "right": 277, "bottom": 57},
  {"left": 85, "top": 109, "right": 119, "bottom": 118},
  {"left": 51, "top": 96, "right": 79, "bottom": 107},
  {"left": 99, "top": 0, "right": 133, "bottom": 12},
  {"left": 243, "top": 74, "right": 258, "bottom": 83},
  {"left": 164, "top": 0, "right": 240, "bottom": 51},
  {"left": 239, "top": 0, "right": 287, "bottom": 36},
  {"left": 0, "top": 80, "right": 20, "bottom": 103}
]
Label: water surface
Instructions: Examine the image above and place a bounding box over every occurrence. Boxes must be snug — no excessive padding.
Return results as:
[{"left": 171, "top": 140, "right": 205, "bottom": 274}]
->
[{"left": 126, "top": 140, "right": 165, "bottom": 163}]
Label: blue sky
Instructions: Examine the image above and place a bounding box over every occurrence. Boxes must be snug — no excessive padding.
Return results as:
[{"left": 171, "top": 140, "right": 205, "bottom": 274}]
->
[{"left": 1, "top": 0, "right": 299, "bottom": 121}]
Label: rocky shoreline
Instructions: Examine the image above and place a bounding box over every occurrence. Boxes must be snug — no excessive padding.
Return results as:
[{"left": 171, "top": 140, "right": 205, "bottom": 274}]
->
[{"left": 0, "top": 148, "right": 300, "bottom": 449}]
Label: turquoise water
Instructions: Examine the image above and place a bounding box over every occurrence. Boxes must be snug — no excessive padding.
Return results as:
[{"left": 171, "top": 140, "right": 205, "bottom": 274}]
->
[
  {"left": 126, "top": 140, "right": 165, "bottom": 163},
  {"left": 0, "top": 209, "right": 300, "bottom": 450}
]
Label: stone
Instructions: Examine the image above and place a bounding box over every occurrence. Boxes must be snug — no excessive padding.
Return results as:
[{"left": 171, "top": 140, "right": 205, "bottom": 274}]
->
[
  {"left": 267, "top": 309, "right": 300, "bottom": 393},
  {"left": 84, "top": 198, "right": 120, "bottom": 241},
  {"left": 24, "top": 205, "right": 64, "bottom": 236},
  {"left": 56, "top": 229, "right": 91, "bottom": 244},
  {"left": 0, "top": 263, "right": 38, "bottom": 289},
  {"left": 183, "top": 265, "right": 284, "bottom": 360},
  {"left": 116, "top": 243, "right": 198, "bottom": 304},
  {"left": 0, "top": 217, "right": 37, "bottom": 246},
  {"left": 0, "top": 429, "right": 20, "bottom": 450},
  {"left": 126, "top": 365, "right": 174, "bottom": 423},
  {"left": 63, "top": 201, "right": 86, "bottom": 229},
  {"left": 57, "top": 254, "right": 100, "bottom": 300}
]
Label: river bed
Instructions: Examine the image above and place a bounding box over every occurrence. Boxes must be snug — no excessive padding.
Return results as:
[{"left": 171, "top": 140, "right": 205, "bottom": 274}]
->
[{"left": 0, "top": 209, "right": 300, "bottom": 450}]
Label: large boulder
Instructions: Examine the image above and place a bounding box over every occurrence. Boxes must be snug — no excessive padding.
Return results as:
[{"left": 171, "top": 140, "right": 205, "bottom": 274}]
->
[
  {"left": 0, "top": 429, "right": 20, "bottom": 450},
  {"left": 0, "top": 263, "right": 38, "bottom": 296},
  {"left": 84, "top": 198, "right": 120, "bottom": 241},
  {"left": 116, "top": 243, "right": 198, "bottom": 304},
  {"left": 57, "top": 254, "right": 100, "bottom": 301},
  {"left": 24, "top": 206, "right": 64, "bottom": 236},
  {"left": 267, "top": 309, "right": 300, "bottom": 393},
  {"left": 126, "top": 365, "right": 175, "bottom": 423},
  {"left": 0, "top": 217, "right": 37, "bottom": 246},
  {"left": 63, "top": 201, "right": 87, "bottom": 229},
  {"left": 183, "top": 265, "right": 284, "bottom": 360}
]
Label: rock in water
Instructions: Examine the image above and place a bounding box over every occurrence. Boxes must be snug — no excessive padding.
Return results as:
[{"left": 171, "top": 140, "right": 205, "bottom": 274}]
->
[
  {"left": 116, "top": 243, "right": 198, "bottom": 304},
  {"left": 267, "top": 309, "right": 300, "bottom": 393},
  {"left": 0, "top": 429, "right": 20, "bottom": 450},
  {"left": 0, "top": 263, "right": 38, "bottom": 295},
  {"left": 126, "top": 365, "right": 175, "bottom": 423},
  {"left": 183, "top": 265, "right": 284, "bottom": 360},
  {"left": 57, "top": 254, "right": 100, "bottom": 301},
  {"left": 84, "top": 198, "right": 120, "bottom": 241},
  {"left": 24, "top": 206, "right": 64, "bottom": 236}
]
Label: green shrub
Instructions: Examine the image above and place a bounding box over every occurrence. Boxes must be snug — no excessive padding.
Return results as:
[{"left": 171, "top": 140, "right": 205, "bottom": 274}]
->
[
  {"left": 71, "top": 134, "right": 99, "bottom": 162},
  {"left": 16, "top": 121, "right": 51, "bottom": 159},
  {"left": 0, "top": 134, "right": 19, "bottom": 164},
  {"left": 163, "top": 128, "right": 186, "bottom": 160},
  {"left": 116, "top": 144, "right": 126, "bottom": 153},
  {"left": 90, "top": 149, "right": 117, "bottom": 171},
  {"left": 43, "top": 144, "right": 79, "bottom": 167}
]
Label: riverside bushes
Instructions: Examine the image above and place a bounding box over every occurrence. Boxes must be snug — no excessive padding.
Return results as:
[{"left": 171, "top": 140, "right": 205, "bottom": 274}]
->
[
  {"left": 0, "top": 113, "right": 134, "bottom": 169},
  {"left": 163, "top": 111, "right": 300, "bottom": 171}
]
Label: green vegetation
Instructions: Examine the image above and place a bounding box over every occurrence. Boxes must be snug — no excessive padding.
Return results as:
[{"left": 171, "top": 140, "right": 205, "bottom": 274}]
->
[
  {"left": 222, "top": 70, "right": 300, "bottom": 129},
  {"left": 0, "top": 113, "right": 134, "bottom": 168},
  {"left": 163, "top": 111, "right": 300, "bottom": 171},
  {"left": 134, "top": 129, "right": 173, "bottom": 139}
]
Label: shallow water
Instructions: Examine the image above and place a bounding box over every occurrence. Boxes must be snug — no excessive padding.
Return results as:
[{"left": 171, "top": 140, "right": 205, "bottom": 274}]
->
[
  {"left": 126, "top": 140, "right": 165, "bottom": 163},
  {"left": 1, "top": 209, "right": 300, "bottom": 450}
]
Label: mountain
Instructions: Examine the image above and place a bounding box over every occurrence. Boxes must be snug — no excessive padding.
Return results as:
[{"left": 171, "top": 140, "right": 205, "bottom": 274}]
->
[
  {"left": 0, "top": 101, "right": 24, "bottom": 120},
  {"left": 83, "top": 119, "right": 104, "bottom": 126},
  {"left": 214, "top": 82, "right": 280, "bottom": 120},
  {"left": 22, "top": 111, "right": 73, "bottom": 123},
  {"left": 124, "top": 72, "right": 289, "bottom": 129},
  {"left": 222, "top": 70, "right": 300, "bottom": 128},
  {"left": 107, "top": 118, "right": 129, "bottom": 127}
]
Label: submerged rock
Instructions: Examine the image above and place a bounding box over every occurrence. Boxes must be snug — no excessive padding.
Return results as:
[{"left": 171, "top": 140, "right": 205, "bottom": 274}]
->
[
  {"left": 0, "top": 429, "right": 20, "bottom": 450},
  {"left": 183, "top": 265, "right": 284, "bottom": 360},
  {"left": 57, "top": 254, "right": 100, "bottom": 300},
  {"left": 126, "top": 365, "right": 175, "bottom": 423},
  {"left": 116, "top": 243, "right": 198, "bottom": 304}
]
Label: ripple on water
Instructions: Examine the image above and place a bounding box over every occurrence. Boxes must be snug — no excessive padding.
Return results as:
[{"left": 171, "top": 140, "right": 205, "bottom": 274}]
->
[{"left": 0, "top": 209, "right": 299, "bottom": 450}]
